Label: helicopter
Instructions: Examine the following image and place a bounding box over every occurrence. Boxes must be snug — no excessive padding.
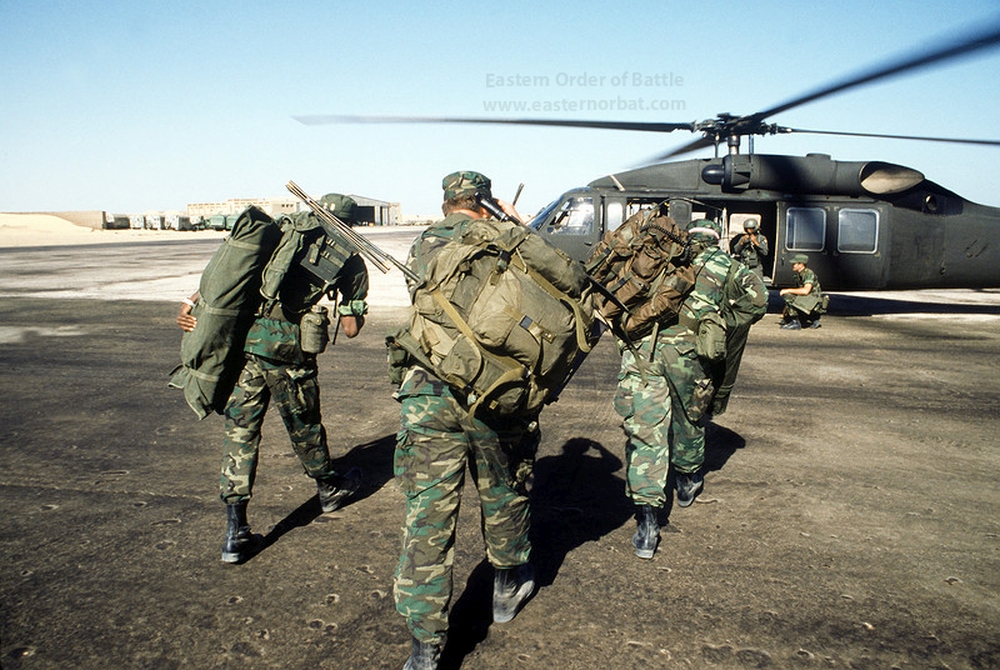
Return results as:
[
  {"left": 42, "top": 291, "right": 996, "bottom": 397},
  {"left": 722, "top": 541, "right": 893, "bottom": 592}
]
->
[{"left": 296, "top": 23, "right": 1000, "bottom": 291}]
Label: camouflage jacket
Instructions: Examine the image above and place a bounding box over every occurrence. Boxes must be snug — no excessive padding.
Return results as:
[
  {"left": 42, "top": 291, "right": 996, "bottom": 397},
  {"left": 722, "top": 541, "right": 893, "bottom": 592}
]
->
[
  {"left": 793, "top": 267, "right": 821, "bottom": 295},
  {"left": 404, "top": 212, "right": 475, "bottom": 293},
  {"left": 657, "top": 245, "right": 731, "bottom": 345},
  {"left": 244, "top": 248, "right": 369, "bottom": 365}
]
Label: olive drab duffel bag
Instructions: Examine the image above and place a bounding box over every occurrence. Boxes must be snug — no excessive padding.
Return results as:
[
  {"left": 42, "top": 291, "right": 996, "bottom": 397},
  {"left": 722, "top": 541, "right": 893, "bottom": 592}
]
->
[
  {"left": 169, "top": 206, "right": 358, "bottom": 419},
  {"left": 389, "top": 218, "right": 599, "bottom": 418},
  {"left": 169, "top": 206, "right": 283, "bottom": 419},
  {"left": 585, "top": 207, "right": 696, "bottom": 341}
]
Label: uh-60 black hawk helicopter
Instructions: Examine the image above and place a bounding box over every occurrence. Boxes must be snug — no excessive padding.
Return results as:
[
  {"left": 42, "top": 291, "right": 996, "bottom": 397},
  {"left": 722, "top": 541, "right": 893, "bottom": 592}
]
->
[{"left": 298, "top": 23, "right": 1000, "bottom": 291}]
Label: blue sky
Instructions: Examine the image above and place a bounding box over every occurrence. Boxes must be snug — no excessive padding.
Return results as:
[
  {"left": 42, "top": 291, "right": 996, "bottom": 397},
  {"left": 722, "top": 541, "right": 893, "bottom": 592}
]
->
[{"left": 1, "top": 0, "right": 999, "bottom": 217}]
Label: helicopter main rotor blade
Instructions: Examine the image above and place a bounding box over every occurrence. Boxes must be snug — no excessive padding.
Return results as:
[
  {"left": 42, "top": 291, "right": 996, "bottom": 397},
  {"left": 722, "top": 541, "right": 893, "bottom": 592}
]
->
[
  {"left": 753, "top": 21, "right": 1000, "bottom": 122},
  {"left": 295, "top": 114, "right": 695, "bottom": 134},
  {"left": 783, "top": 127, "right": 1000, "bottom": 147},
  {"left": 645, "top": 136, "right": 718, "bottom": 163}
]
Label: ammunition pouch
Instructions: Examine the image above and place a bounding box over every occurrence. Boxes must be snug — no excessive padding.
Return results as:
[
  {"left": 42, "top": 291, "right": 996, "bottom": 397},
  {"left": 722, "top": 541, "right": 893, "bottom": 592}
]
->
[
  {"left": 385, "top": 329, "right": 418, "bottom": 386},
  {"left": 695, "top": 311, "right": 727, "bottom": 361}
]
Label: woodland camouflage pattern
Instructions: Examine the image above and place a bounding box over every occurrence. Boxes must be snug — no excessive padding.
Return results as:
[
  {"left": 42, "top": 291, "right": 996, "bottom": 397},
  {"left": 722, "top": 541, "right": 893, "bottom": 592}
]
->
[
  {"left": 784, "top": 267, "right": 825, "bottom": 316},
  {"left": 220, "top": 356, "right": 334, "bottom": 502},
  {"left": 614, "top": 245, "right": 731, "bottom": 508},
  {"left": 441, "top": 170, "right": 492, "bottom": 201},
  {"left": 393, "top": 368, "right": 538, "bottom": 644},
  {"left": 392, "top": 199, "right": 546, "bottom": 645}
]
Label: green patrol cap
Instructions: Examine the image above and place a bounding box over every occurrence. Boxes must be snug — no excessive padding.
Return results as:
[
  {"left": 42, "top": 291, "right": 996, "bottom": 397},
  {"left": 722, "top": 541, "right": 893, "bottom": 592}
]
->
[
  {"left": 320, "top": 193, "right": 357, "bottom": 223},
  {"left": 442, "top": 171, "right": 492, "bottom": 201},
  {"left": 790, "top": 253, "right": 809, "bottom": 264}
]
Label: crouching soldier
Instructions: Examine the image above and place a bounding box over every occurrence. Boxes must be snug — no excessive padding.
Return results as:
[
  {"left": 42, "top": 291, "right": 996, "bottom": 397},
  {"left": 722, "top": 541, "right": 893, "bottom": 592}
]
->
[{"left": 779, "top": 254, "right": 827, "bottom": 329}]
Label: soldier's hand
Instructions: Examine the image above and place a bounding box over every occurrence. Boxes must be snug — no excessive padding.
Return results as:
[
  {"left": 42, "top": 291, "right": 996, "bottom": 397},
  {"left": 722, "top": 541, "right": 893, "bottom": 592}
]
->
[
  {"left": 177, "top": 300, "right": 197, "bottom": 332},
  {"left": 496, "top": 199, "right": 524, "bottom": 225}
]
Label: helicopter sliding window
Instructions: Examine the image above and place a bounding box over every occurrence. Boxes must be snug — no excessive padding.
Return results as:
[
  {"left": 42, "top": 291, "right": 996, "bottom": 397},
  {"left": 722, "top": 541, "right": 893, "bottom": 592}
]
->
[
  {"left": 837, "top": 208, "right": 879, "bottom": 254},
  {"left": 785, "top": 207, "right": 826, "bottom": 252},
  {"left": 544, "top": 196, "right": 594, "bottom": 235},
  {"left": 605, "top": 201, "right": 624, "bottom": 232}
]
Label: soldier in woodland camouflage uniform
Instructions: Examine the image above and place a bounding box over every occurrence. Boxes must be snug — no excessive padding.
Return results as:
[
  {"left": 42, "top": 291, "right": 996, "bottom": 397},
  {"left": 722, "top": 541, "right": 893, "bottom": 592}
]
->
[
  {"left": 392, "top": 172, "right": 537, "bottom": 670},
  {"left": 176, "top": 194, "right": 368, "bottom": 564},
  {"left": 780, "top": 254, "right": 825, "bottom": 329},
  {"left": 614, "top": 219, "right": 732, "bottom": 559}
]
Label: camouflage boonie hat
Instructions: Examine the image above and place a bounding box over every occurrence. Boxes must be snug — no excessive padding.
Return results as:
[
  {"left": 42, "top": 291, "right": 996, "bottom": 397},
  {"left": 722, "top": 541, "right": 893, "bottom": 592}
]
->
[
  {"left": 320, "top": 193, "right": 357, "bottom": 223},
  {"left": 790, "top": 253, "right": 809, "bottom": 264},
  {"left": 442, "top": 171, "right": 492, "bottom": 201}
]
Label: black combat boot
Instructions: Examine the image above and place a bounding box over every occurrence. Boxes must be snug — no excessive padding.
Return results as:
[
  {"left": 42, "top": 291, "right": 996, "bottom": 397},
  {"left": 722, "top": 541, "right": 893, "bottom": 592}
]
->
[
  {"left": 632, "top": 504, "right": 660, "bottom": 559},
  {"left": 493, "top": 563, "right": 536, "bottom": 623},
  {"left": 676, "top": 470, "right": 704, "bottom": 507},
  {"left": 780, "top": 318, "right": 803, "bottom": 330},
  {"left": 316, "top": 467, "right": 362, "bottom": 513},
  {"left": 403, "top": 636, "right": 441, "bottom": 670},
  {"left": 221, "top": 500, "right": 255, "bottom": 564}
]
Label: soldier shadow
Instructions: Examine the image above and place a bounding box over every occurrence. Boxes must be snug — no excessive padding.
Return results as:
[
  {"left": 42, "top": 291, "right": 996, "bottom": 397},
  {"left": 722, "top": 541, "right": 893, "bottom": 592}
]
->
[
  {"left": 529, "top": 438, "right": 632, "bottom": 586},
  {"left": 246, "top": 434, "right": 396, "bottom": 562},
  {"left": 702, "top": 422, "right": 746, "bottom": 473},
  {"left": 440, "top": 438, "right": 631, "bottom": 669},
  {"left": 332, "top": 432, "right": 397, "bottom": 499}
]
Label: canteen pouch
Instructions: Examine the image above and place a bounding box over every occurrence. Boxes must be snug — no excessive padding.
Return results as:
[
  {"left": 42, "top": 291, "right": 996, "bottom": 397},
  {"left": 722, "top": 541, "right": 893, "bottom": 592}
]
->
[{"left": 299, "top": 305, "right": 330, "bottom": 354}]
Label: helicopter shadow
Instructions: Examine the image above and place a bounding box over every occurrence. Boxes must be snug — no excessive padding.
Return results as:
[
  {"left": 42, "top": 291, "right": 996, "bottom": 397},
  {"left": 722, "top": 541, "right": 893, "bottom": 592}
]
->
[
  {"left": 440, "top": 437, "right": 631, "bottom": 669},
  {"left": 766, "top": 290, "right": 1000, "bottom": 317},
  {"left": 241, "top": 433, "right": 396, "bottom": 563}
]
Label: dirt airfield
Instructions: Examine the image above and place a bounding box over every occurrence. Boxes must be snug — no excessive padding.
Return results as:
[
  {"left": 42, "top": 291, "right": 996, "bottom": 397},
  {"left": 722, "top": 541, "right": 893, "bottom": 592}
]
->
[{"left": 1, "top": 218, "right": 999, "bottom": 670}]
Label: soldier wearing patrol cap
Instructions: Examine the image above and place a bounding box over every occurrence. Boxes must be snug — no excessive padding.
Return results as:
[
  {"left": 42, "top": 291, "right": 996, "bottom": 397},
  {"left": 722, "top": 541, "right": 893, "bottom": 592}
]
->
[
  {"left": 176, "top": 193, "right": 369, "bottom": 565},
  {"left": 391, "top": 171, "right": 534, "bottom": 670},
  {"left": 779, "top": 254, "right": 826, "bottom": 329}
]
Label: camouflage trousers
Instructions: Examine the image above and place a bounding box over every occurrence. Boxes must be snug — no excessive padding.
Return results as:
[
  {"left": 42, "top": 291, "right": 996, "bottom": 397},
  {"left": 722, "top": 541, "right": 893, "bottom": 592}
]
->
[
  {"left": 219, "top": 355, "right": 334, "bottom": 503},
  {"left": 613, "top": 336, "right": 712, "bottom": 508},
  {"left": 393, "top": 370, "right": 539, "bottom": 645}
]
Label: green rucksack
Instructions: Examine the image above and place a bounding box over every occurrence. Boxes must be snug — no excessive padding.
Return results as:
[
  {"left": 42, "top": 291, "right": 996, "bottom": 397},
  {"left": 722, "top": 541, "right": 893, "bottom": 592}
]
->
[
  {"left": 260, "top": 210, "right": 356, "bottom": 305},
  {"left": 169, "top": 206, "right": 283, "bottom": 418},
  {"left": 721, "top": 258, "right": 768, "bottom": 330},
  {"left": 584, "top": 208, "right": 696, "bottom": 341},
  {"left": 710, "top": 258, "right": 769, "bottom": 417},
  {"left": 170, "top": 208, "right": 358, "bottom": 419},
  {"left": 388, "top": 217, "right": 598, "bottom": 418}
]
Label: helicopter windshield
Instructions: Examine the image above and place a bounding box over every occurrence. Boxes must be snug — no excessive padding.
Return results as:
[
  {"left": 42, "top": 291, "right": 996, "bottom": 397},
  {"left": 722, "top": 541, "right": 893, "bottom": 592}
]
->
[
  {"left": 529, "top": 196, "right": 594, "bottom": 235},
  {"left": 528, "top": 198, "right": 561, "bottom": 231}
]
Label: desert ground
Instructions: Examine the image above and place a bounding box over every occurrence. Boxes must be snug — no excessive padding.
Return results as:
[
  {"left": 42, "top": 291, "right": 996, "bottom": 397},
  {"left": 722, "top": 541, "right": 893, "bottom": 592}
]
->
[{"left": 1, "top": 215, "right": 998, "bottom": 669}]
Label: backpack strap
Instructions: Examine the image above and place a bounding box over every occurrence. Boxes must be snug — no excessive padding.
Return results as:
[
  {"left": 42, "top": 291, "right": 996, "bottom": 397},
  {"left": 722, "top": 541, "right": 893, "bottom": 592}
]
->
[{"left": 429, "top": 288, "right": 530, "bottom": 416}]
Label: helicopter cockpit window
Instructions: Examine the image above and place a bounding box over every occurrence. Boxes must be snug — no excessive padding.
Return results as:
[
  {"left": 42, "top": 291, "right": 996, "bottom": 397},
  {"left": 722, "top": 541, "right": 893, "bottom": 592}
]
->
[
  {"left": 838, "top": 208, "right": 879, "bottom": 254},
  {"left": 544, "top": 196, "right": 594, "bottom": 235},
  {"left": 785, "top": 207, "right": 826, "bottom": 252},
  {"left": 605, "top": 201, "right": 625, "bottom": 232}
]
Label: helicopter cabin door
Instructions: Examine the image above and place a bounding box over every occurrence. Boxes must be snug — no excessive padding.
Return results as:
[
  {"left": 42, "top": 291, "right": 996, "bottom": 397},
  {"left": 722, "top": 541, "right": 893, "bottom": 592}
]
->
[{"left": 774, "top": 201, "right": 889, "bottom": 290}]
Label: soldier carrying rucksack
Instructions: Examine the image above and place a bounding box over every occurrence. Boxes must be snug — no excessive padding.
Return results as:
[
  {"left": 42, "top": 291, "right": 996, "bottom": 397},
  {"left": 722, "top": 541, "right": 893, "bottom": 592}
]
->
[
  {"left": 590, "top": 212, "right": 765, "bottom": 560},
  {"left": 171, "top": 195, "right": 369, "bottom": 564},
  {"left": 388, "top": 171, "right": 598, "bottom": 670}
]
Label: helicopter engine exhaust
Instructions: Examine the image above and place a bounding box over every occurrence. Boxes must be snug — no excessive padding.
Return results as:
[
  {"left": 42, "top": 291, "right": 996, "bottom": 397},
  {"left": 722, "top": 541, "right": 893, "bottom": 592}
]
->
[{"left": 701, "top": 154, "right": 925, "bottom": 196}]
